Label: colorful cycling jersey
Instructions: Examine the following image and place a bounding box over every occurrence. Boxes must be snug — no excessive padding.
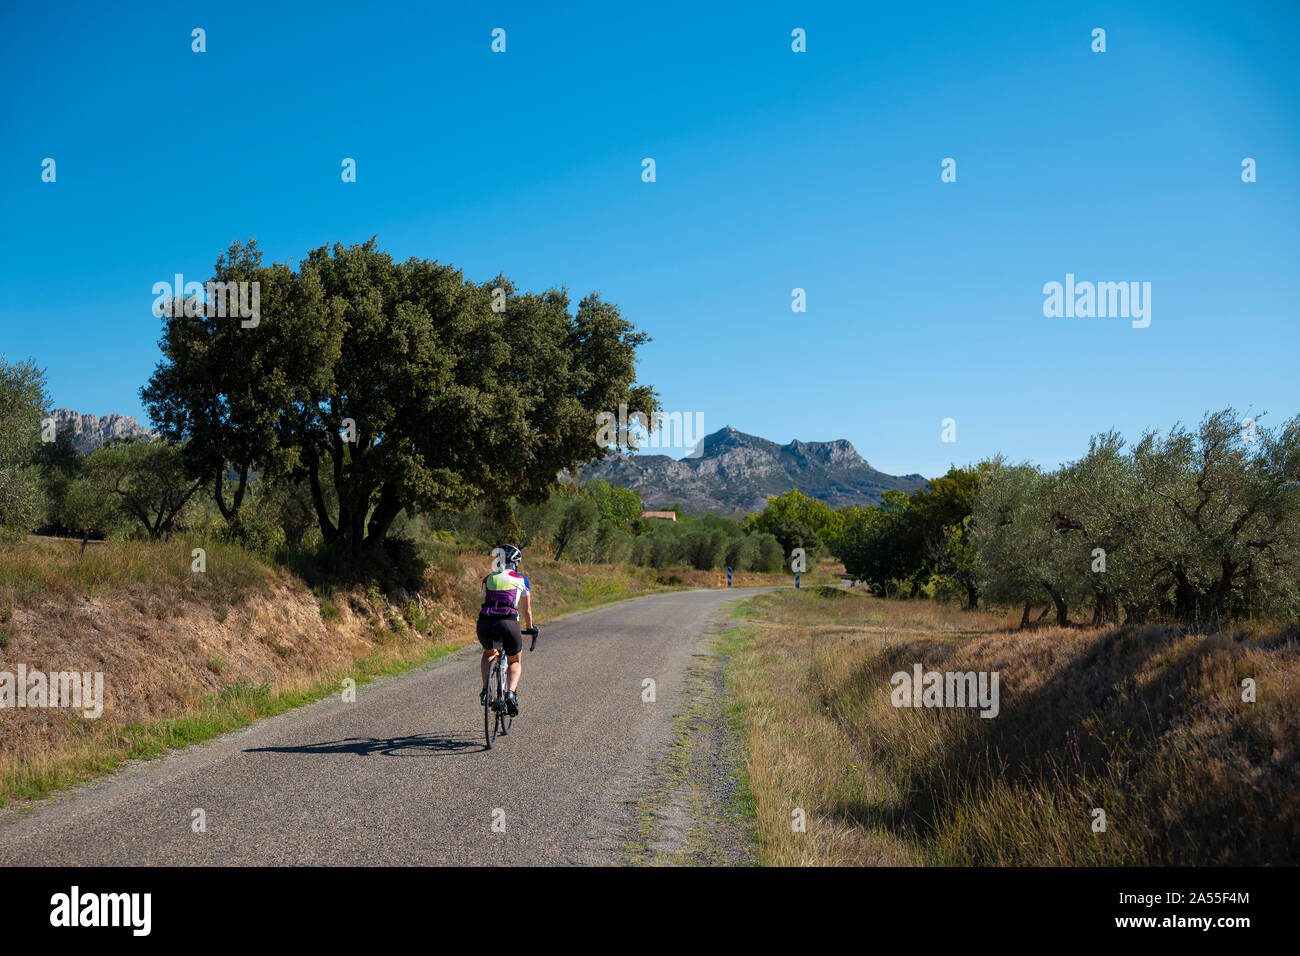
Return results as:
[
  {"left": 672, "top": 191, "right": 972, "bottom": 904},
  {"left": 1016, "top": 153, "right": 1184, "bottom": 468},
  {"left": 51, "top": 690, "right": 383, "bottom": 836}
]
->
[{"left": 480, "top": 569, "right": 530, "bottom": 618}]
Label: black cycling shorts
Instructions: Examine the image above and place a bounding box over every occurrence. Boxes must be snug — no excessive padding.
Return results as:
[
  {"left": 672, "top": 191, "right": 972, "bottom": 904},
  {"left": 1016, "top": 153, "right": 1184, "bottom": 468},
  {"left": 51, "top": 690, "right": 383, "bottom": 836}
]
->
[{"left": 477, "top": 615, "right": 522, "bottom": 656}]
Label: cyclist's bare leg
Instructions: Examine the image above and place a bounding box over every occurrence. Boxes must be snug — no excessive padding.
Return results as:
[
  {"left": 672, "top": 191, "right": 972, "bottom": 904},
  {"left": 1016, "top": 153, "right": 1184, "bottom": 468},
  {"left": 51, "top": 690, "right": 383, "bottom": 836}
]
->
[{"left": 506, "top": 654, "right": 522, "bottom": 692}]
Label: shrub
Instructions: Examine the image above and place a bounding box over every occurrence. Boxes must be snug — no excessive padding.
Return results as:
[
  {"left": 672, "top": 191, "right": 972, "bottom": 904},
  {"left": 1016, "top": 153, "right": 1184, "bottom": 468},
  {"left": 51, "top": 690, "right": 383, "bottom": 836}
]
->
[
  {"left": 751, "top": 533, "right": 785, "bottom": 573},
  {"left": 223, "top": 508, "right": 286, "bottom": 558}
]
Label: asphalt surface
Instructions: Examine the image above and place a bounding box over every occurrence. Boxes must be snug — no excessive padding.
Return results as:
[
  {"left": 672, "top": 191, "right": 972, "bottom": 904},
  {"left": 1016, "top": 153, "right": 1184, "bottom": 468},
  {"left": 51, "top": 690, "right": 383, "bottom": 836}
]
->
[{"left": 0, "top": 587, "right": 770, "bottom": 866}]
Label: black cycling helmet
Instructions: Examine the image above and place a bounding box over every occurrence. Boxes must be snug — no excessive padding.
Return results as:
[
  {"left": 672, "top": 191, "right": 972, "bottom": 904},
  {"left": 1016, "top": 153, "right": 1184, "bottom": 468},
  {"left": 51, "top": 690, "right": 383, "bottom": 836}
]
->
[{"left": 496, "top": 544, "right": 522, "bottom": 568}]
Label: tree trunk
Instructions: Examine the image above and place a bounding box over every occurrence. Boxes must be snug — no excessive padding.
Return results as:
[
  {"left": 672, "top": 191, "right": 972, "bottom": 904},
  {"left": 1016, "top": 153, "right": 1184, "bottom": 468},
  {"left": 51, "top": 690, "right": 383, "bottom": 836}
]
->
[
  {"left": 1205, "top": 559, "right": 1237, "bottom": 629},
  {"left": 348, "top": 507, "right": 366, "bottom": 558},
  {"left": 362, "top": 483, "right": 403, "bottom": 552},
  {"left": 1172, "top": 567, "right": 1200, "bottom": 626},
  {"left": 1091, "top": 589, "right": 1115, "bottom": 627},
  {"left": 305, "top": 448, "right": 337, "bottom": 542},
  {"left": 214, "top": 464, "right": 249, "bottom": 521},
  {"left": 1042, "top": 582, "right": 1068, "bottom": 627}
]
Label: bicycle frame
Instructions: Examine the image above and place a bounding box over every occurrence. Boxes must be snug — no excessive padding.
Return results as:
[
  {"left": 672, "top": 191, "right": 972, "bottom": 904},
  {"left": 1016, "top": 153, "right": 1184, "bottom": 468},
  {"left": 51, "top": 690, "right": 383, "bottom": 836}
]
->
[{"left": 491, "top": 644, "right": 510, "bottom": 711}]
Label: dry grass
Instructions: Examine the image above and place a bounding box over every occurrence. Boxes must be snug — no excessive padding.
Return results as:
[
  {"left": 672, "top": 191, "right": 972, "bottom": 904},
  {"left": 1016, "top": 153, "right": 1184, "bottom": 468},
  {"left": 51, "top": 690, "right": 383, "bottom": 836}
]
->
[
  {"left": 3, "top": 535, "right": 270, "bottom": 604},
  {"left": 0, "top": 537, "right": 466, "bottom": 806},
  {"left": 722, "top": 588, "right": 1300, "bottom": 866},
  {"left": 0, "top": 534, "right": 814, "bottom": 808}
]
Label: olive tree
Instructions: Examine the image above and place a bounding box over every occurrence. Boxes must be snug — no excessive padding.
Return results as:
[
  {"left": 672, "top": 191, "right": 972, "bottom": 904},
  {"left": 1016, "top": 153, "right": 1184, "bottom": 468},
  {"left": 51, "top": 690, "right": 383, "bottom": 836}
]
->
[
  {"left": 971, "top": 459, "right": 1090, "bottom": 626},
  {"left": 86, "top": 439, "right": 204, "bottom": 540},
  {"left": 1127, "top": 410, "right": 1300, "bottom": 626},
  {"left": 0, "top": 357, "right": 48, "bottom": 537}
]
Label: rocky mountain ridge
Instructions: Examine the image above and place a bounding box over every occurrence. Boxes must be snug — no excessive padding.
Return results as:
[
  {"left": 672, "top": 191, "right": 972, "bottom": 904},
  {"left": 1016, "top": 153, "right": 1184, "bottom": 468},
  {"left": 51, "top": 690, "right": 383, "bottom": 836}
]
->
[
  {"left": 51, "top": 409, "right": 156, "bottom": 454},
  {"left": 579, "top": 425, "right": 927, "bottom": 515}
]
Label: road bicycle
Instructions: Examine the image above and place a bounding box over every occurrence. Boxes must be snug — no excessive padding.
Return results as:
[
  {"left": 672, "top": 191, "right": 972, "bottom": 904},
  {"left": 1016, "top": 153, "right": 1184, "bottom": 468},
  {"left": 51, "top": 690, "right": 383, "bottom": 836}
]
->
[{"left": 484, "top": 626, "right": 538, "bottom": 749}]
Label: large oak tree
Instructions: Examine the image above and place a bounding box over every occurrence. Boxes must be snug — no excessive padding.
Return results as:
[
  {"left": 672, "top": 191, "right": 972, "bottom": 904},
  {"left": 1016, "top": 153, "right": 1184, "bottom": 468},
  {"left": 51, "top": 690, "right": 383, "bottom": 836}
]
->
[{"left": 144, "top": 238, "right": 657, "bottom": 559}]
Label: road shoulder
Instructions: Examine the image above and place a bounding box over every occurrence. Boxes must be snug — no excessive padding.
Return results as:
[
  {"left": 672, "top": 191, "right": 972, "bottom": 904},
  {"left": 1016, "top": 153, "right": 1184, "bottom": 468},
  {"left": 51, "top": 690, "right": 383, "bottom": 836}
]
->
[{"left": 621, "top": 621, "right": 756, "bottom": 866}]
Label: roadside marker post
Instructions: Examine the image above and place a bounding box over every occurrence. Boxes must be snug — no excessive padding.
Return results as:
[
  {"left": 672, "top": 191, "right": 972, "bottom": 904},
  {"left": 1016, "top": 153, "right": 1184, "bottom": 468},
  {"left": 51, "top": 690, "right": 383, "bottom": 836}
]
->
[
  {"left": 795, "top": 571, "right": 800, "bottom": 589},
  {"left": 727, "top": 566, "right": 732, "bottom": 587}
]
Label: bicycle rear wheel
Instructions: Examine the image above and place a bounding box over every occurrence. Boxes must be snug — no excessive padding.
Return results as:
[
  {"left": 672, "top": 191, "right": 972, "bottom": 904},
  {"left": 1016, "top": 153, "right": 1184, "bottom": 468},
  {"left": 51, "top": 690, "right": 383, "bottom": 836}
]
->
[{"left": 484, "top": 662, "right": 500, "bottom": 749}]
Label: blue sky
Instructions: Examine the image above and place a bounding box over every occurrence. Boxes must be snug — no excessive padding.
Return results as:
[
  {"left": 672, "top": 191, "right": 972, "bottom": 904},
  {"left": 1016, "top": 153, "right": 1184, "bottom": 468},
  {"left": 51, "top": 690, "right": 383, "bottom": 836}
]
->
[{"left": 2, "top": 0, "right": 1296, "bottom": 478}]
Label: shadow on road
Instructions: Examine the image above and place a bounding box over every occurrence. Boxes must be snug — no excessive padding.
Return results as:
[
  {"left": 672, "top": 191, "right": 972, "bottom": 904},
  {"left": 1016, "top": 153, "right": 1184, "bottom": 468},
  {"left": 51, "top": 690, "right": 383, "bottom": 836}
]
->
[{"left": 244, "top": 732, "right": 484, "bottom": 757}]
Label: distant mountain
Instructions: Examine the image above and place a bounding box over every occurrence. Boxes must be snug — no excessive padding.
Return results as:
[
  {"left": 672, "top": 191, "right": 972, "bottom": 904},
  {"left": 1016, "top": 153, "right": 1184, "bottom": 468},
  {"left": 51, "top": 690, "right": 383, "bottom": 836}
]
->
[
  {"left": 578, "top": 425, "right": 927, "bottom": 515},
  {"left": 52, "top": 409, "right": 156, "bottom": 454}
]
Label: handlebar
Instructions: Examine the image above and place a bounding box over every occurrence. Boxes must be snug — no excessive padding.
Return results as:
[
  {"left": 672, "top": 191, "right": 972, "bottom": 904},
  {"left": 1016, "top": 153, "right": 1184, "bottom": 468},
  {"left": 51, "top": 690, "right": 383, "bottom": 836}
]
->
[{"left": 523, "top": 627, "right": 539, "bottom": 651}]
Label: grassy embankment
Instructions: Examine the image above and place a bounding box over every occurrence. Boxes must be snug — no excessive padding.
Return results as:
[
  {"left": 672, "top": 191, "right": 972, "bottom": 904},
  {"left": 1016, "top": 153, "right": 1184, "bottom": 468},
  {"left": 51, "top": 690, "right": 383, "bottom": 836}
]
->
[
  {"left": 720, "top": 587, "right": 1299, "bottom": 865},
  {"left": 0, "top": 534, "right": 810, "bottom": 809}
]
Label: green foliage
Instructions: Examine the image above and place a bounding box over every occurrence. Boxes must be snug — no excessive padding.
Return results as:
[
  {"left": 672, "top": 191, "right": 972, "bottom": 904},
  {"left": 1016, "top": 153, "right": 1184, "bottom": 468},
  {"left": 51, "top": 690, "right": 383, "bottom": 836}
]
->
[
  {"left": 583, "top": 477, "right": 643, "bottom": 530},
  {"left": 837, "top": 490, "right": 924, "bottom": 594},
  {"left": 141, "top": 240, "right": 306, "bottom": 525},
  {"left": 222, "top": 506, "right": 287, "bottom": 558},
  {"left": 36, "top": 430, "right": 118, "bottom": 543},
  {"left": 909, "top": 465, "right": 986, "bottom": 608},
  {"left": 743, "top": 488, "right": 838, "bottom": 571},
  {"left": 744, "top": 489, "right": 835, "bottom": 541},
  {"left": 633, "top": 522, "right": 686, "bottom": 568},
  {"left": 0, "top": 357, "right": 49, "bottom": 537},
  {"left": 680, "top": 525, "right": 729, "bottom": 570},
  {"left": 771, "top": 519, "right": 822, "bottom": 568},
  {"left": 255, "top": 471, "right": 327, "bottom": 549},
  {"left": 55, "top": 476, "right": 123, "bottom": 545},
  {"left": 723, "top": 534, "right": 756, "bottom": 571},
  {"left": 750, "top": 533, "right": 785, "bottom": 572},
  {"left": 430, "top": 485, "right": 789, "bottom": 573},
  {"left": 552, "top": 496, "right": 599, "bottom": 560}
]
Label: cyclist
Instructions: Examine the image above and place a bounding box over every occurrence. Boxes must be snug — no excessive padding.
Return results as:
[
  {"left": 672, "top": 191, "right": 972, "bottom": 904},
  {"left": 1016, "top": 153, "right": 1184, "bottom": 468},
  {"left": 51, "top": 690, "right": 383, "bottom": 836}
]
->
[{"left": 477, "top": 544, "right": 533, "bottom": 716}]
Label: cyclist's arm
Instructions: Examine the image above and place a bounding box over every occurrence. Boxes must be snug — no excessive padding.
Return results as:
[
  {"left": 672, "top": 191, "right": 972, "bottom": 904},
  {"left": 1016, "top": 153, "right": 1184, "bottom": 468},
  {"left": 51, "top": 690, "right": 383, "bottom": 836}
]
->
[{"left": 519, "top": 591, "right": 533, "bottom": 631}]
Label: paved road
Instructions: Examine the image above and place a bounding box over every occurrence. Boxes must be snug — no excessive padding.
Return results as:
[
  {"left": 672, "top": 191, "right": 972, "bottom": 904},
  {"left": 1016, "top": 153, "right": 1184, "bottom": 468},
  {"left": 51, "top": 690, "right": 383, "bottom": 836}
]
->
[{"left": 0, "top": 587, "right": 769, "bottom": 866}]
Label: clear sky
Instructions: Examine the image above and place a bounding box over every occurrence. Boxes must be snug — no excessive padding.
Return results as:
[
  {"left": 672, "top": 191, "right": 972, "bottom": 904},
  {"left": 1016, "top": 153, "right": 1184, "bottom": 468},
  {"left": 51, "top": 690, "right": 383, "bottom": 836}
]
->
[{"left": 2, "top": 0, "right": 1296, "bottom": 478}]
